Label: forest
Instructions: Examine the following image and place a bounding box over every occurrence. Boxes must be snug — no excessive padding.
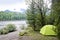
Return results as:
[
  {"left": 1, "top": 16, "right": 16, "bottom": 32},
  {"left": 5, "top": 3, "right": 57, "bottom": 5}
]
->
[{"left": 0, "top": 11, "right": 26, "bottom": 21}]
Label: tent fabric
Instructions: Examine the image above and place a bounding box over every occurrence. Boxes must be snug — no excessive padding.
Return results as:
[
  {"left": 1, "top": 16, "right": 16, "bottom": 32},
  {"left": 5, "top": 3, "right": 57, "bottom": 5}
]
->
[{"left": 40, "top": 25, "right": 57, "bottom": 35}]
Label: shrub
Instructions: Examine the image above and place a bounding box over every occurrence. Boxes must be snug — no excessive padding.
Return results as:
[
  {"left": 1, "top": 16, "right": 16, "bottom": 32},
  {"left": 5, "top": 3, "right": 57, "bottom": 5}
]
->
[
  {"left": 19, "top": 27, "right": 34, "bottom": 36},
  {"left": 0, "top": 29, "right": 3, "bottom": 35},
  {"left": 6, "top": 24, "right": 16, "bottom": 32},
  {"left": 2, "top": 28, "right": 9, "bottom": 34},
  {"left": 26, "top": 27, "right": 33, "bottom": 31},
  {"left": 0, "top": 24, "right": 16, "bottom": 35},
  {"left": 0, "top": 28, "right": 8, "bottom": 35},
  {"left": 19, "top": 32, "right": 25, "bottom": 36}
]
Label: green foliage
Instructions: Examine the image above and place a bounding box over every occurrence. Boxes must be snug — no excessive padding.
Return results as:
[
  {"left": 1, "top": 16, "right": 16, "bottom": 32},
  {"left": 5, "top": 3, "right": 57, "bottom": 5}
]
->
[
  {"left": 56, "top": 23, "right": 60, "bottom": 40},
  {"left": 19, "top": 27, "right": 34, "bottom": 36},
  {"left": 35, "top": 13, "right": 42, "bottom": 30},
  {"left": 0, "top": 28, "right": 8, "bottom": 35},
  {"left": 26, "top": 0, "right": 47, "bottom": 31},
  {"left": 19, "top": 27, "right": 57, "bottom": 40},
  {"left": 0, "top": 24, "right": 16, "bottom": 35},
  {"left": 19, "top": 32, "right": 25, "bottom": 36},
  {"left": 2, "top": 28, "right": 8, "bottom": 34},
  {"left": 0, "top": 11, "right": 26, "bottom": 21},
  {"left": 0, "top": 29, "right": 3, "bottom": 34},
  {"left": 46, "top": 14, "right": 55, "bottom": 25},
  {"left": 6, "top": 24, "right": 16, "bottom": 32},
  {"left": 52, "top": 0, "right": 60, "bottom": 40},
  {"left": 25, "top": 27, "right": 34, "bottom": 33}
]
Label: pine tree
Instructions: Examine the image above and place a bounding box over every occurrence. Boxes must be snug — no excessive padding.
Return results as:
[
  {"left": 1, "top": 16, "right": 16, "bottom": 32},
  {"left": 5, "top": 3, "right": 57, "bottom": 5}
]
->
[{"left": 26, "top": 0, "right": 36, "bottom": 31}]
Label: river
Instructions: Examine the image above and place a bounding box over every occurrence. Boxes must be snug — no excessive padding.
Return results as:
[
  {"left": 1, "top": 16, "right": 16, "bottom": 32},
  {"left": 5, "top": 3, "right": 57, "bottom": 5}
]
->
[{"left": 0, "top": 20, "right": 27, "bottom": 31}]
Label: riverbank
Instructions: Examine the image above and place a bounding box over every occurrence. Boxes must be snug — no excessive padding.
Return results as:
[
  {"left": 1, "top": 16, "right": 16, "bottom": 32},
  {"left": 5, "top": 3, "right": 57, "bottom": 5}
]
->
[
  {"left": 0, "top": 31, "right": 58, "bottom": 40},
  {"left": 0, "top": 31, "right": 19, "bottom": 40}
]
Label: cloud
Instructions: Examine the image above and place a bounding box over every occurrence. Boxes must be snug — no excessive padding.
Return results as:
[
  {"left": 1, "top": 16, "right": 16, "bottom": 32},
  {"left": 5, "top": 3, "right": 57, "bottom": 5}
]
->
[
  {"left": 0, "top": 0, "right": 24, "bottom": 5},
  {"left": 0, "top": 0, "right": 28, "bottom": 12}
]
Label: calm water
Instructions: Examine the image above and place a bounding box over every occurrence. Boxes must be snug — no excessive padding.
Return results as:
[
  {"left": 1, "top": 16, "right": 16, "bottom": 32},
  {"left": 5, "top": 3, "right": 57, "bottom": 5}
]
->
[{"left": 0, "top": 20, "right": 27, "bottom": 30}]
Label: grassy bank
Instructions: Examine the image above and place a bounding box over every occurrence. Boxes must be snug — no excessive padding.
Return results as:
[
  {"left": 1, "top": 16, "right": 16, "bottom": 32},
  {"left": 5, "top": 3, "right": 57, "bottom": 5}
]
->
[{"left": 19, "top": 27, "right": 58, "bottom": 40}]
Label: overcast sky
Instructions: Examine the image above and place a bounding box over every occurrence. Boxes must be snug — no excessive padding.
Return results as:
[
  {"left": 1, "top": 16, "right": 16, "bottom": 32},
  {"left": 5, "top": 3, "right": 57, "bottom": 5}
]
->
[{"left": 0, "top": 0, "right": 28, "bottom": 12}]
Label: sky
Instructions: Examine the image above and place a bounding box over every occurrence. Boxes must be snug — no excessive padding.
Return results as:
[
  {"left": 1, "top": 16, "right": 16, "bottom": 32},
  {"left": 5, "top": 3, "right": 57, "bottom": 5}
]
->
[
  {"left": 0, "top": 0, "right": 51, "bottom": 12},
  {"left": 0, "top": 0, "right": 28, "bottom": 12}
]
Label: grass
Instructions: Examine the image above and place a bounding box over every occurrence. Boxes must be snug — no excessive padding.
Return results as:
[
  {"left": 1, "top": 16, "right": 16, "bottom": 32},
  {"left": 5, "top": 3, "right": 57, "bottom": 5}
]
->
[
  {"left": 32, "top": 32, "right": 57, "bottom": 40},
  {"left": 19, "top": 27, "right": 58, "bottom": 40}
]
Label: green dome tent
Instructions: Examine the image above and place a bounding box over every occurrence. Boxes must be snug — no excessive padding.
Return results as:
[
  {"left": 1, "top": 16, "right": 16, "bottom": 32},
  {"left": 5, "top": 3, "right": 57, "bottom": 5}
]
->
[{"left": 40, "top": 25, "right": 57, "bottom": 35}]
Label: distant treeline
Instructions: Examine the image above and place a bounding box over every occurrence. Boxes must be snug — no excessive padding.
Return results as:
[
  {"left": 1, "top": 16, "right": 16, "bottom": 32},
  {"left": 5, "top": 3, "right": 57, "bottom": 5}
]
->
[{"left": 0, "top": 11, "right": 26, "bottom": 21}]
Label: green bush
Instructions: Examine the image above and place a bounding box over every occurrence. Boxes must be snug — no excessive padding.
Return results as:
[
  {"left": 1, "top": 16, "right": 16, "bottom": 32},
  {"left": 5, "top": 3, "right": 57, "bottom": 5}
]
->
[
  {"left": 0, "top": 24, "right": 16, "bottom": 35},
  {"left": 0, "top": 28, "right": 8, "bottom": 35},
  {"left": 19, "top": 27, "right": 34, "bottom": 36},
  {"left": 25, "top": 27, "right": 34, "bottom": 33},
  {"left": 19, "top": 32, "right": 25, "bottom": 36},
  {"left": 0, "top": 29, "right": 3, "bottom": 34},
  {"left": 6, "top": 24, "right": 16, "bottom": 32},
  {"left": 2, "top": 28, "right": 8, "bottom": 34}
]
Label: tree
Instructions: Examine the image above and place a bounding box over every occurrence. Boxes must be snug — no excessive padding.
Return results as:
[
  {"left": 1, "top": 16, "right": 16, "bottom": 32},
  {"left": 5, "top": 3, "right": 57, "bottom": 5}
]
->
[
  {"left": 35, "top": 0, "right": 46, "bottom": 27},
  {"left": 52, "top": 0, "right": 60, "bottom": 40},
  {"left": 26, "top": 0, "right": 36, "bottom": 31},
  {"left": 26, "top": 0, "right": 50, "bottom": 31},
  {"left": 34, "top": 0, "right": 49, "bottom": 30},
  {"left": 0, "top": 11, "right": 26, "bottom": 21}
]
